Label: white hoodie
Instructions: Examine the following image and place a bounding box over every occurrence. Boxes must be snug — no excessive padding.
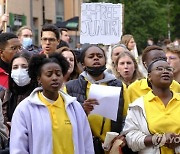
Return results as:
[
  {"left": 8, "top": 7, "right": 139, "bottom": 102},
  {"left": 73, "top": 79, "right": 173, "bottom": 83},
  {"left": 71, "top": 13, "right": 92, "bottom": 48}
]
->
[{"left": 122, "top": 96, "right": 180, "bottom": 154}]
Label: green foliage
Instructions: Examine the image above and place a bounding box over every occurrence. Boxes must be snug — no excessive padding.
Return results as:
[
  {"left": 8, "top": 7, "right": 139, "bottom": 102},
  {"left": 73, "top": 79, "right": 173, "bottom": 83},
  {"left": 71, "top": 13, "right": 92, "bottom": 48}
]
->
[
  {"left": 171, "top": 0, "right": 180, "bottom": 39},
  {"left": 123, "top": 0, "right": 169, "bottom": 52},
  {"left": 86, "top": 0, "right": 179, "bottom": 53}
]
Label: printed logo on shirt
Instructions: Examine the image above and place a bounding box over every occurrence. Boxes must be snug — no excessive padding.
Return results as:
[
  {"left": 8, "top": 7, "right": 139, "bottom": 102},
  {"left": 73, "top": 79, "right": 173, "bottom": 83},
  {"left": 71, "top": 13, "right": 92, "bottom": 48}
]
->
[{"left": 65, "top": 120, "right": 71, "bottom": 125}]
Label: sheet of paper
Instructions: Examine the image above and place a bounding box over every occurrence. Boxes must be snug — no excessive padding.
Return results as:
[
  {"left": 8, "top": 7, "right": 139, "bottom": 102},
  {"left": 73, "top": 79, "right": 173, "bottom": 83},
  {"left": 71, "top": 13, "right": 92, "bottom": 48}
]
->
[{"left": 89, "top": 84, "right": 121, "bottom": 121}]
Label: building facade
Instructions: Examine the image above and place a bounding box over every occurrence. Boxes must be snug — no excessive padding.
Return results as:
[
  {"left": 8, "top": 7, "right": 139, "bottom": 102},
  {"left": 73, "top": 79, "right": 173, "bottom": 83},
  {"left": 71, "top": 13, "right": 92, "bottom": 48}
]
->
[{"left": 0, "top": 0, "right": 82, "bottom": 47}]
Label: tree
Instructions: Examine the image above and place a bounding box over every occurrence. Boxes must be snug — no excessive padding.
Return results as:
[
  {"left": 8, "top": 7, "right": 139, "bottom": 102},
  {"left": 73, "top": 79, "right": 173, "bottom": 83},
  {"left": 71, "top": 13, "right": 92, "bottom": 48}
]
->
[
  {"left": 170, "top": 0, "right": 180, "bottom": 39},
  {"left": 123, "top": 0, "right": 168, "bottom": 52},
  {"left": 85, "top": 0, "right": 179, "bottom": 52}
]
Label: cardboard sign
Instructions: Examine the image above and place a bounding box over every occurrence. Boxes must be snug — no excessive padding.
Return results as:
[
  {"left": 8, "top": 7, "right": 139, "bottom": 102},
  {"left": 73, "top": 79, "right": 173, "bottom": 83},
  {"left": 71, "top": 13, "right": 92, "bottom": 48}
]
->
[{"left": 80, "top": 3, "right": 123, "bottom": 45}]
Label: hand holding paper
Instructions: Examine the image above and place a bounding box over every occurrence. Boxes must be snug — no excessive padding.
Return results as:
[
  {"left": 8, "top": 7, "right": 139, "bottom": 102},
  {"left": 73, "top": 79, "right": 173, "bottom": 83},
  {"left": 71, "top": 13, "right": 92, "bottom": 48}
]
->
[
  {"left": 83, "top": 98, "right": 99, "bottom": 114},
  {"left": 89, "top": 84, "right": 121, "bottom": 121}
]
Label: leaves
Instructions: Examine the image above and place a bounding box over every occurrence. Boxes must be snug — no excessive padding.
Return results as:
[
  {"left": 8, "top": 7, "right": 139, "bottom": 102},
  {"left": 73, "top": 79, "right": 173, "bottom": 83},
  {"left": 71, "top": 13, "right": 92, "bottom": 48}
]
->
[{"left": 87, "top": 0, "right": 179, "bottom": 52}]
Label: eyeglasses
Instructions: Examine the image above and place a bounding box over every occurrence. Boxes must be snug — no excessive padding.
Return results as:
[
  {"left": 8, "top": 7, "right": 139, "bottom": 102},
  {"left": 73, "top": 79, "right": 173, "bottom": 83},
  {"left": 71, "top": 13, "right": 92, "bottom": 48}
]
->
[
  {"left": 41, "top": 37, "right": 57, "bottom": 43},
  {"left": 5, "top": 46, "right": 22, "bottom": 51},
  {"left": 153, "top": 66, "right": 174, "bottom": 72}
]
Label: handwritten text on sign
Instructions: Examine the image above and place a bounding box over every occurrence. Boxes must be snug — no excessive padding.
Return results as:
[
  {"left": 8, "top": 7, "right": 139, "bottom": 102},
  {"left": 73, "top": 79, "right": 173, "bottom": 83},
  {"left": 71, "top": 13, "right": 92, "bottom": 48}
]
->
[{"left": 80, "top": 3, "right": 122, "bottom": 45}]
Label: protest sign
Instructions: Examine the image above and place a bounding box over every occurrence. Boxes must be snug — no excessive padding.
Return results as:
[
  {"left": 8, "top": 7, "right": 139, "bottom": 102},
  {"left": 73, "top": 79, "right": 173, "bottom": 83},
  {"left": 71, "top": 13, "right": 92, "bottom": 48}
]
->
[{"left": 80, "top": 3, "right": 123, "bottom": 45}]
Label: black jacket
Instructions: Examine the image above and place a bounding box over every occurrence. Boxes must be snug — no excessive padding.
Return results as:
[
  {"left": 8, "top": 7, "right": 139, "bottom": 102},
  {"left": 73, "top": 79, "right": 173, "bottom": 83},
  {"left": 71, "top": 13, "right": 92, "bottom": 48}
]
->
[{"left": 66, "top": 75, "right": 124, "bottom": 133}]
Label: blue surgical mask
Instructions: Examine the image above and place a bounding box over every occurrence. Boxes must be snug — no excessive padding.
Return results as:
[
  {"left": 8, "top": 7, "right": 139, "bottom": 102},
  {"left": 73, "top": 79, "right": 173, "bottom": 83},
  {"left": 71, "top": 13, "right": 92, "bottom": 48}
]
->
[{"left": 22, "top": 38, "right": 33, "bottom": 48}]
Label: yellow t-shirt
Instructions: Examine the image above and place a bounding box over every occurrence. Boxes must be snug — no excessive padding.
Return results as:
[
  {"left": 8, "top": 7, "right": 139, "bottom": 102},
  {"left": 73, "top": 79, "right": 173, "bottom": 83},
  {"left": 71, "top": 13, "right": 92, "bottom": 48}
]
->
[
  {"left": 64, "top": 79, "right": 129, "bottom": 116},
  {"left": 87, "top": 81, "right": 129, "bottom": 142},
  {"left": 144, "top": 91, "right": 180, "bottom": 154},
  {"left": 64, "top": 78, "right": 129, "bottom": 142},
  {"left": 38, "top": 92, "right": 74, "bottom": 154},
  {"left": 87, "top": 81, "right": 111, "bottom": 141},
  {"left": 122, "top": 82, "right": 130, "bottom": 116},
  {"left": 128, "top": 78, "right": 180, "bottom": 104}
]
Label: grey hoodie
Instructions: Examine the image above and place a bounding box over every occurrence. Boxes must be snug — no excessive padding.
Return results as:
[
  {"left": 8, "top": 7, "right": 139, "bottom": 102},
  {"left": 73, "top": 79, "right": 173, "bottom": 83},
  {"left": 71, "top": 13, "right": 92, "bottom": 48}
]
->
[{"left": 80, "top": 71, "right": 117, "bottom": 84}]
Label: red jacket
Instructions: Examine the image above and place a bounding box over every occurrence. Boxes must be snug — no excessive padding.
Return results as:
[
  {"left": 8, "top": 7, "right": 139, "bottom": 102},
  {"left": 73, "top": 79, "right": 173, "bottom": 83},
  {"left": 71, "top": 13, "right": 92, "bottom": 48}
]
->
[{"left": 0, "top": 67, "right": 9, "bottom": 89}]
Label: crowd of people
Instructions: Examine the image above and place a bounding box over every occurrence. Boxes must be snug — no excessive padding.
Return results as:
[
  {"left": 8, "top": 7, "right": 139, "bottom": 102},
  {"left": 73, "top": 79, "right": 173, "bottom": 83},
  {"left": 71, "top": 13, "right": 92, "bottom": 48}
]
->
[{"left": 0, "top": 13, "right": 180, "bottom": 154}]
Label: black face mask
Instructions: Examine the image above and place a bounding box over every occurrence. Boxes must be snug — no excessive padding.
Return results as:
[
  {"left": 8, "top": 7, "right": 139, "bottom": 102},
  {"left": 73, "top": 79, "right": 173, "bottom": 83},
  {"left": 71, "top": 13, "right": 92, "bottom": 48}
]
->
[{"left": 85, "top": 65, "right": 106, "bottom": 77}]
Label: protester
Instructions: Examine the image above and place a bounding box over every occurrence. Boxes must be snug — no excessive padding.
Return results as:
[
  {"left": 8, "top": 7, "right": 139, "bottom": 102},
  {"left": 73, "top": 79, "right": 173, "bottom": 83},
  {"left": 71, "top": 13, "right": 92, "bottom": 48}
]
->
[
  {"left": 107, "top": 44, "right": 129, "bottom": 74},
  {"left": 0, "top": 14, "right": 8, "bottom": 33},
  {"left": 0, "top": 33, "right": 21, "bottom": 90},
  {"left": 166, "top": 44, "right": 180, "bottom": 83},
  {"left": 163, "top": 38, "right": 171, "bottom": 48},
  {"left": 111, "top": 44, "right": 128, "bottom": 64},
  {"left": 75, "top": 42, "right": 82, "bottom": 50},
  {"left": 10, "top": 53, "right": 94, "bottom": 154},
  {"left": 3, "top": 52, "right": 37, "bottom": 124},
  {"left": 114, "top": 51, "right": 143, "bottom": 87},
  {"left": 120, "top": 34, "right": 136, "bottom": 52},
  {"left": 56, "top": 47, "right": 80, "bottom": 83},
  {"left": 127, "top": 45, "right": 180, "bottom": 103},
  {"left": 120, "top": 34, "right": 139, "bottom": 63},
  {"left": 59, "top": 28, "right": 70, "bottom": 44},
  {"left": 16, "top": 26, "right": 40, "bottom": 54},
  {"left": 40, "top": 24, "right": 60, "bottom": 56},
  {"left": 123, "top": 58, "right": 180, "bottom": 154},
  {"left": 173, "top": 38, "right": 179, "bottom": 46},
  {"left": 65, "top": 45, "right": 134, "bottom": 153},
  {"left": 147, "top": 38, "right": 154, "bottom": 46}
]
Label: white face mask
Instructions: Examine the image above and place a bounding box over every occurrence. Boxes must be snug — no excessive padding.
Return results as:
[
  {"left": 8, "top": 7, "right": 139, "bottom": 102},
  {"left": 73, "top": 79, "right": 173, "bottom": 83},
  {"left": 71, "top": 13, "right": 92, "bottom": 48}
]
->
[
  {"left": 11, "top": 68, "right": 31, "bottom": 87},
  {"left": 22, "top": 37, "right": 33, "bottom": 48}
]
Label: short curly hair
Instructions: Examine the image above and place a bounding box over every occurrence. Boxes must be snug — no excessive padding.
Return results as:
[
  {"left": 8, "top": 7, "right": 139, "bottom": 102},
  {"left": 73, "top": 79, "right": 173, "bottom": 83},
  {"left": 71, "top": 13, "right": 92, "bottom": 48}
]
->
[
  {"left": 28, "top": 53, "right": 69, "bottom": 82},
  {"left": 0, "top": 32, "right": 18, "bottom": 49}
]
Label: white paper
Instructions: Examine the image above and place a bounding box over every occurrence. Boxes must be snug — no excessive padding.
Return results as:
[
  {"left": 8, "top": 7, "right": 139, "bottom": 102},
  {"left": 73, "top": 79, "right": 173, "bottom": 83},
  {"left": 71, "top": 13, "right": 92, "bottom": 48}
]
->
[
  {"left": 89, "top": 84, "right": 121, "bottom": 121},
  {"left": 80, "top": 3, "right": 123, "bottom": 45}
]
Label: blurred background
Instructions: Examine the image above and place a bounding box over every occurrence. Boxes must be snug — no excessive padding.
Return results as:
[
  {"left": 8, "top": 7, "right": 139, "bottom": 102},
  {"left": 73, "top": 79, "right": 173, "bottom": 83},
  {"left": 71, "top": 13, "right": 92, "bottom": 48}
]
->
[{"left": 0, "top": 0, "right": 179, "bottom": 52}]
